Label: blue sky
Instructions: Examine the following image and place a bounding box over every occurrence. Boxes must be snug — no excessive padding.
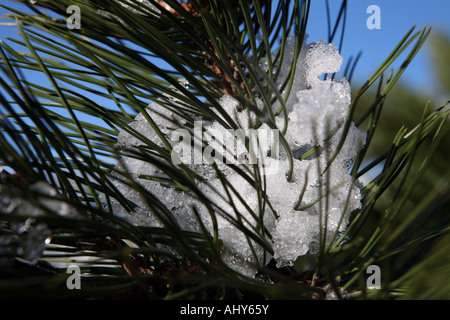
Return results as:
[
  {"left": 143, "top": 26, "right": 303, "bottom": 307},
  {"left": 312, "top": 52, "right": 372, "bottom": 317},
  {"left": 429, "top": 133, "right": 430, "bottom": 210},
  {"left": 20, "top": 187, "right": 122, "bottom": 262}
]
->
[
  {"left": 306, "top": 0, "right": 450, "bottom": 91},
  {"left": 1, "top": 0, "right": 449, "bottom": 93}
]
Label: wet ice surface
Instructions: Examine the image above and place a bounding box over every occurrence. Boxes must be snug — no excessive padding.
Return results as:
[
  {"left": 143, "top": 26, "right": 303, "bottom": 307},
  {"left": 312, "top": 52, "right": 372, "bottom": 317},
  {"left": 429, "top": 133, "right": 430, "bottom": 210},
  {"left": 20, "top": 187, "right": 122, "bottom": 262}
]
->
[
  {"left": 0, "top": 182, "right": 80, "bottom": 265},
  {"left": 104, "top": 38, "right": 367, "bottom": 276}
]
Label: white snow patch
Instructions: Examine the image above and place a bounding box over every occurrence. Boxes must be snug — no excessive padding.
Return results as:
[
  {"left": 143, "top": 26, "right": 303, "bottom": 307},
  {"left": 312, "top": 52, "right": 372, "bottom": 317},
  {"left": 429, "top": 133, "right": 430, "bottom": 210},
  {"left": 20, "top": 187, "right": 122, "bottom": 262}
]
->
[{"left": 102, "top": 37, "right": 367, "bottom": 274}]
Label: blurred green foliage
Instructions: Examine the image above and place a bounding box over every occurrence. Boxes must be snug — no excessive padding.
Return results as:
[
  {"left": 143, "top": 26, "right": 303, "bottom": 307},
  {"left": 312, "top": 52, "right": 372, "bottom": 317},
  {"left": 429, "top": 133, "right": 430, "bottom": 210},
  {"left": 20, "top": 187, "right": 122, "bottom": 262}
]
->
[{"left": 349, "top": 28, "right": 449, "bottom": 299}]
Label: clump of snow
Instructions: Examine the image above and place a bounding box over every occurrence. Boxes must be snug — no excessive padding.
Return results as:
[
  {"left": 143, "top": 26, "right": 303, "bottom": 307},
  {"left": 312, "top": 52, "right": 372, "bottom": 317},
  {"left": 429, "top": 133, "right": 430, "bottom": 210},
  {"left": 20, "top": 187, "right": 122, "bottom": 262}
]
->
[
  {"left": 97, "top": 0, "right": 160, "bottom": 27},
  {"left": 103, "top": 37, "right": 366, "bottom": 275},
  {"left": 116, "top": 0, "right": 160, "bottom": 15}
]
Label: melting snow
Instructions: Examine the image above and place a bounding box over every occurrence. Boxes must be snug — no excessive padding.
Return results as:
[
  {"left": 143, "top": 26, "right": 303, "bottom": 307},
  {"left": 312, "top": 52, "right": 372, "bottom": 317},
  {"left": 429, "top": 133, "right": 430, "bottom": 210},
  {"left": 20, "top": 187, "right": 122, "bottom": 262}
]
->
[{"left": 103, "top": 38, "right": 367, "bottom": 275}]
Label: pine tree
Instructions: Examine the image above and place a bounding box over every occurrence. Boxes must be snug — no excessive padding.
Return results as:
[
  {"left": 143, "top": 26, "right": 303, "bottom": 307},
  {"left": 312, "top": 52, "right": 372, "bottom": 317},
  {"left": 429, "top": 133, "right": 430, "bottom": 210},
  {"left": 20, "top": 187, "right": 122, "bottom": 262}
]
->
[{"left": 0, "top": 0, "right": 448, "bottom": 300}]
